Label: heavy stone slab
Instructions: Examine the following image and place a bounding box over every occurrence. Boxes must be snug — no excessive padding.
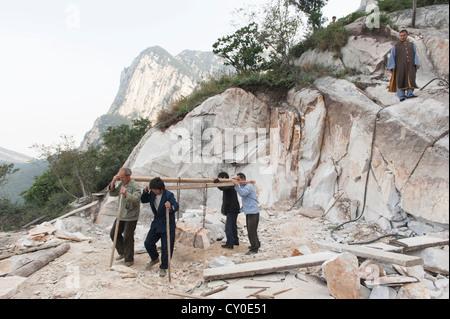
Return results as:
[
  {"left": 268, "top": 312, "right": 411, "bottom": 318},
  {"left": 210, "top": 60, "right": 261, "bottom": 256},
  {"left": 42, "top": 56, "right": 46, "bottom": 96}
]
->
[
  {"left": 319, "top": 242, "right": 423, "bottom": 267},
  {"left": 203, "top": 251, "right": 337, "bottom": 281}
]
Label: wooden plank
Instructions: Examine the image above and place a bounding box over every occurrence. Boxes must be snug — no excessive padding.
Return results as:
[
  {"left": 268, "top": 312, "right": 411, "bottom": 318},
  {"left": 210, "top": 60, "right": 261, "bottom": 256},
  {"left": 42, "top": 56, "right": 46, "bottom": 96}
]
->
[
  {"left": 298, "top": 207, "right": 323, "bottom": 219},
  {"left": 390, "top": 236, "right": 449, "bottom": 252},
  {"left": 365, "top": 275, "right": 418, "bottom": 288},
  {"left": 273, "top": 288, "right": 293, "bottom": 296},
  {"left": 0, "top": 242, "right": 62, "bottom": 261},
  {"left": 365, "top": 242, "right": 404, "bottom": 253},
  {"left": 203, "top": 251, "right": 337, "bottom": 281},
  {"left": 7, "top": 243, "right": 71, "bottom": 277},
  {"left": 256, "top": 294, "right": 275, "bottom": 299},
  {"left": 28, "top": 225, "right": 58, "bottom": 236},
  {"left": 48, "top": 200, "right": 99, "bottom": 224},
  {"left": 246, "top": 288, "right": 267, "bottom": 298},
  {"left": 55, "top": 234, "right": 85, "bottom": 242},
  {"left": 201, "top": 285, "right": 228, "bottom": 297},
  {"left": 21, "top": 216, "right": 46, "bottom": 229},
  {"left": 318, "top": 242, "right": 423, "bottom": 267}
]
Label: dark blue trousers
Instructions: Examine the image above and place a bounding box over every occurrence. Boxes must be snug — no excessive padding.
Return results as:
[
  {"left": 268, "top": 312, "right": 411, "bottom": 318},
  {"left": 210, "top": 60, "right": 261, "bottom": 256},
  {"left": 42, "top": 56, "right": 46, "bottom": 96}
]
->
[{"left": 144, "top": 228, "right": 175, "bottom": 270}]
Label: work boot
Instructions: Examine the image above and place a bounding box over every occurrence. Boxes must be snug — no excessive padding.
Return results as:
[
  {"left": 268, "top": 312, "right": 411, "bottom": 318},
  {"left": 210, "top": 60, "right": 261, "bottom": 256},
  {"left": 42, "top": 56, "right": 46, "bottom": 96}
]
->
[
  {"left": 221, "top": 244, "right": 233, "bottom": 249},
  {"left": 159, "top": 268, "right": 167, "bottom": 277},
  {"left": 115, "top": 255, "right": 124, "bottom": 261},
  {"left": 124, "top": 261, "right": 134, "bottom": 267},
  {"left": 146, "top": 258, "right": 160, "bottom": 270}
]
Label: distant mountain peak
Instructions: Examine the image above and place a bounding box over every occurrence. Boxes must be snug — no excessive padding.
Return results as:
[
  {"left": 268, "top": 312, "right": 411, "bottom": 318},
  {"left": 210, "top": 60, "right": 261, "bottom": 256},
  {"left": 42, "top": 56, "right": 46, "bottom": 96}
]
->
[
  {"left": 142, "top": 45, "right": 172, "bottom": 56},
  {"left": 0, "top": 147, "right": 35, "bottom": 164},
  {"left": 80, "top": 45, "right": 233, "bottom": 150}
]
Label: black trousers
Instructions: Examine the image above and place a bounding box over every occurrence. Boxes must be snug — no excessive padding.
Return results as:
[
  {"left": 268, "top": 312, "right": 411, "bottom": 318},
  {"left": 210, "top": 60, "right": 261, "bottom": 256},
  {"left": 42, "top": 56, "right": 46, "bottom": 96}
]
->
[
  {"left": 225, "top": 212, "right": 239, "bottom": 246},
  {"left": 110, "top": 219, "right": 138, "bottom": 263},
  {"left": 246, "top": 213, "right": 260, "bottom": 251},
  {"left": 144, "top": 228, "right": 176, "bottom": 270}
]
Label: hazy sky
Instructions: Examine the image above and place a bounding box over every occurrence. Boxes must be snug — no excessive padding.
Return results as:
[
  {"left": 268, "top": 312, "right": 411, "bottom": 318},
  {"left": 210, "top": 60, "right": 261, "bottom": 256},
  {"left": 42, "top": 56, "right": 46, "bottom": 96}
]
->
[{"left": 0, "top": 0, "right": 361, "bottom": 158}]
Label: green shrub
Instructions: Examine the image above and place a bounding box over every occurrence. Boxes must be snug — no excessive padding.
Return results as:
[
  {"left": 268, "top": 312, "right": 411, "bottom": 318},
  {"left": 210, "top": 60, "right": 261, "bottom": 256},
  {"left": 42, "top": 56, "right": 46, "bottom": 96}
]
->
[
  {"left": 290, "top": 10, "right": 368, "bottom": 58},
  {"left": 338, "top": 11, "right": 368, "bottom": 26},
  {"left": 43, "top": 192, "right": 73, "bottom": 220},
  {"left": 156, "top": 69, "right": 297, "bottom": 130},
  {"left": 157, "top": 73, "right": 237, "bottom": 129},
  {"left": 314, "top": 25, "right": 349, "bottom": 52},
  {"left": 0, "top": 197, "right": 41, "bottom": 231},
  {"left": 0, "top": 198, "right": 24, "bottom": 231}
]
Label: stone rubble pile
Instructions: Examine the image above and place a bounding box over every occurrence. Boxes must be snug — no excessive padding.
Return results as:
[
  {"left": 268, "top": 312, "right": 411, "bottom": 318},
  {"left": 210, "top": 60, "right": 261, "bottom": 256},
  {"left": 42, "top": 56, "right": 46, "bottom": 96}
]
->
[
  {"left": 320, "top": 248, "right": 449, "bottom": 299},
  {"left": 183, "top": 206, "right": 449, "bottom": 299},
  {"left": 204, "top": 242, "right": 449, "bottom": 299}
]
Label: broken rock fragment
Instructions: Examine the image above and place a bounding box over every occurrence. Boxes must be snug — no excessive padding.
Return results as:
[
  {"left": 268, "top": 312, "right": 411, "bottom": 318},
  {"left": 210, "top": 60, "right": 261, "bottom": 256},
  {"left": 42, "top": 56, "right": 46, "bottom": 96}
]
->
[{"left": 322, "top": 252, "right": 361, "bottom": 299}]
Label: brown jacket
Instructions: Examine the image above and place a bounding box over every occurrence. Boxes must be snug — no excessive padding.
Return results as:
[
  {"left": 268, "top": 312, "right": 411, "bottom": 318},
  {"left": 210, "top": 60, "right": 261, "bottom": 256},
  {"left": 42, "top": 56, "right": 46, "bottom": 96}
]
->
[{"left": 389, "top": 41, "right": 419, "bottom": 92}]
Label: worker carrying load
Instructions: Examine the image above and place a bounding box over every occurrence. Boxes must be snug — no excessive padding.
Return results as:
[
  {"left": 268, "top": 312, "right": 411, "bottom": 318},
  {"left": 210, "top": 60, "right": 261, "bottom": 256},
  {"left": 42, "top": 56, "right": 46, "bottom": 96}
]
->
[{"left": 141, "top": 177, "right": 179, "bottom": 278}]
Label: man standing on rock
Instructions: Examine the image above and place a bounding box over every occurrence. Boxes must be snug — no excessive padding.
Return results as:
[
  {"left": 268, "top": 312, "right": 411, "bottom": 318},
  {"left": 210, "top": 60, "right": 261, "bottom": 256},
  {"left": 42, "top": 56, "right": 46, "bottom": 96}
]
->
[
  {"left": 233, "top": 173, "right": 260, "bottom": 255},
  {"left": 387, "top": 29, "right": 421, "bottom": 102},
  {"left": 141, "top": 177, "right": 179, "bottom": 277},
  {"left": 109, "top": 168, "right": 141, "bottom": 267}
]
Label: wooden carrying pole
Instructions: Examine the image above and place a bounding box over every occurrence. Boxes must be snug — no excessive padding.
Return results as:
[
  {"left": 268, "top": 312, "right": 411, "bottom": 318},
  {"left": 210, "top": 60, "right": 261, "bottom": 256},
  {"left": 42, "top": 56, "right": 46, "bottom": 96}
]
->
[
  {"left": 166, "top": 206, "right": 172, "bottom": 282},
  {"left": 165, "top": 182, "right": 235, "bottom": 191},
  {"left": 109, "top": 194, "right": 123, "bottom": 268},
  {"left": 132, "top": 176, "right": 234, "bottom": 184}
]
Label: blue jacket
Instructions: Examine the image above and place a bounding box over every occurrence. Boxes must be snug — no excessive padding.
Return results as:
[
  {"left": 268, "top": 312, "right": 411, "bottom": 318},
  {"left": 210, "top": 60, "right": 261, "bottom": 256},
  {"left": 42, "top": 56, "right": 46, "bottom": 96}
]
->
[{"left": 141, "top": 189, "right": 179, "bottom": 233}]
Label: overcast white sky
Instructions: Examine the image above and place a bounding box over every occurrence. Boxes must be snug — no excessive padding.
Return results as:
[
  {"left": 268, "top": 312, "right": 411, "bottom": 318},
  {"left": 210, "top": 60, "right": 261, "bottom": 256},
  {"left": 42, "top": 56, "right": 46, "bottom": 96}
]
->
[{"left": 0, "top": 0, "right": 361, "bottom": 158}]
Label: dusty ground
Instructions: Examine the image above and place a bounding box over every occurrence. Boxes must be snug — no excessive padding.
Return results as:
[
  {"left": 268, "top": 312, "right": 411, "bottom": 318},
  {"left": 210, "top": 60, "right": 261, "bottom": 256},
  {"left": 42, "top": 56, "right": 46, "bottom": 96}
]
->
[{"left": 0, "top": 207, "right": 385, "bottom": 299}]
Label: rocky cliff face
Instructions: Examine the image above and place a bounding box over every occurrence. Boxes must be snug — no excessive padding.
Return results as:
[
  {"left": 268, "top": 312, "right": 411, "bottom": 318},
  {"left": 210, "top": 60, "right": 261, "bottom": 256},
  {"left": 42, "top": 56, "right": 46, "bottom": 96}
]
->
[
  {"left": 96, "top": 6, "right": 449, "bottom": 236},
  {"left": 80, "top": 47, "right": 231, "bottom": 149}
]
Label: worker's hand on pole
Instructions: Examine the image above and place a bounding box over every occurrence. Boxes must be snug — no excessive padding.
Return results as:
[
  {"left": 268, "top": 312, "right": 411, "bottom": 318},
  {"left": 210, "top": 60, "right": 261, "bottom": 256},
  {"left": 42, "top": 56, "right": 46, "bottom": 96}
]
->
[
  {"left": 120, "top": 186, "right": 127, "bottom": 197},
  {"left": 165, "top": 201, "right": 171, "bottom": 210}
]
